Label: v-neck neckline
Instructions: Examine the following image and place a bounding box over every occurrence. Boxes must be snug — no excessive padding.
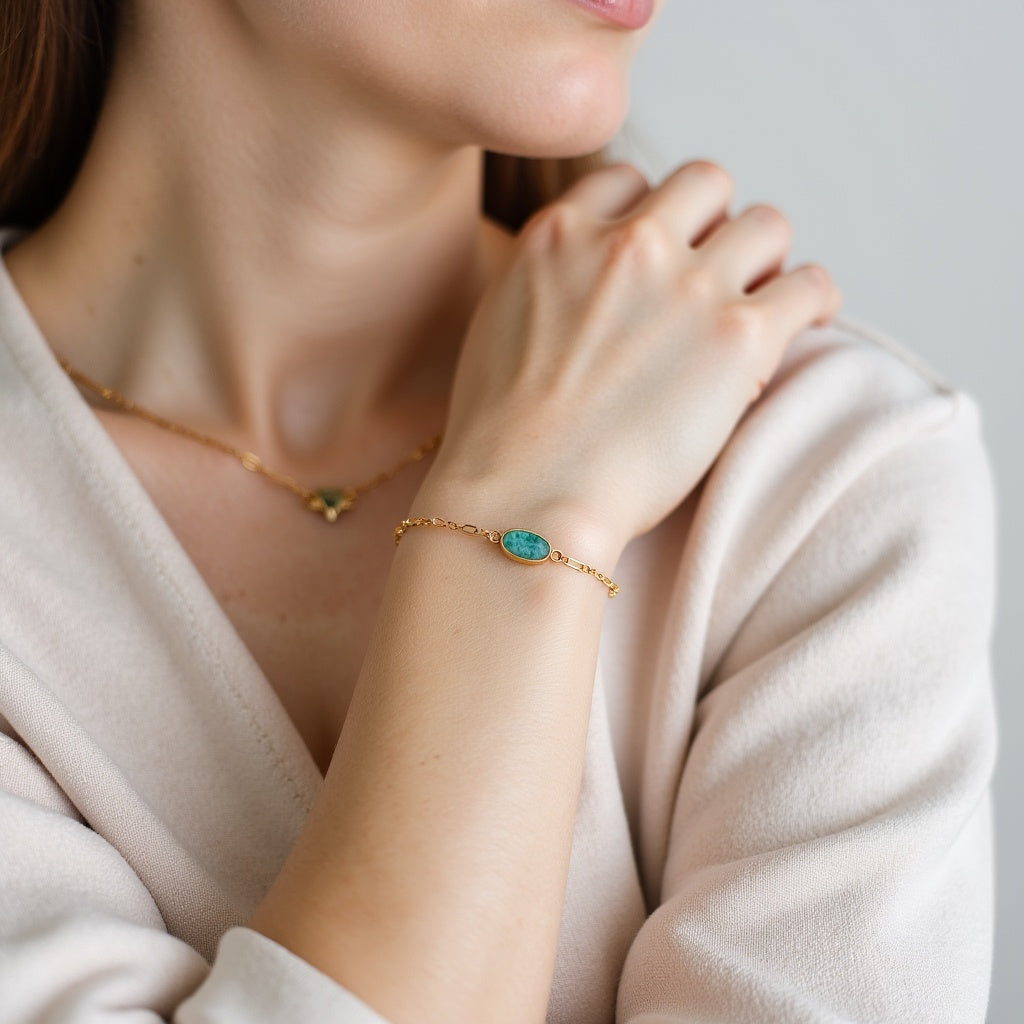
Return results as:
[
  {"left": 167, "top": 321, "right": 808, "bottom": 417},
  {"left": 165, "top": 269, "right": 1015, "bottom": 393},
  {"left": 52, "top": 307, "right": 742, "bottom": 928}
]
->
[{"left": 0, "top": 229, "right": 325, "bottom": 800}]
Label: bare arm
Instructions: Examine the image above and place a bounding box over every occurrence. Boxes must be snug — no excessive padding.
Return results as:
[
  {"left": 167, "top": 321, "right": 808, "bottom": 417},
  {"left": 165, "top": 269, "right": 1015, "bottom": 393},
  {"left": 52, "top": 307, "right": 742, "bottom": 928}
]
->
[
  {"left": 247, "top": 160, "right": 840, "bottom": 1024},
  {"left": 249, "top": 489, "right": 620, "bottom": 1024}
]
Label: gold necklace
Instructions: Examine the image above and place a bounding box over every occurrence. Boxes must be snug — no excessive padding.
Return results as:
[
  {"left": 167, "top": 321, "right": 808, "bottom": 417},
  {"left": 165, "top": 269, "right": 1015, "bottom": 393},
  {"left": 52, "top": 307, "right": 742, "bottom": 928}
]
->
[{"left": 58, "top": 356, "right": 443, "bottom": 522}]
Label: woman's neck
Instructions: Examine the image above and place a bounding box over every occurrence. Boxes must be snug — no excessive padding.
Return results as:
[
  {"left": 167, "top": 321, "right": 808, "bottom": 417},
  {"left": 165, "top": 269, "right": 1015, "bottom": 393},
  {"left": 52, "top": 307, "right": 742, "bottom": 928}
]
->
[{"left": 6, "top": 2, "right": 514, "bottom": 465}]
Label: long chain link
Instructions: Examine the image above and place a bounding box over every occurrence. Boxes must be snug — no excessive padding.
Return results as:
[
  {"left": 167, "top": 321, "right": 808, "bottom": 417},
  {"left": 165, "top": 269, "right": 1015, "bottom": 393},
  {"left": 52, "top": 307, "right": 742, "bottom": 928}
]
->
[
  {"left": 394, "top": 516, "right": 620, "bottom": 598},
  {"left": 58, "top": 356, "right": 442, "bottom": 521}
]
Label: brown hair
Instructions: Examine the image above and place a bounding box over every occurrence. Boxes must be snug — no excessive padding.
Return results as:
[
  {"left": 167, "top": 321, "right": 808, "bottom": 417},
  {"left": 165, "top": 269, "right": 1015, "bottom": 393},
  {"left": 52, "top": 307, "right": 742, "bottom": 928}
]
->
[{"left": 0, "top": 0, "right": 607, "bottom": 233}]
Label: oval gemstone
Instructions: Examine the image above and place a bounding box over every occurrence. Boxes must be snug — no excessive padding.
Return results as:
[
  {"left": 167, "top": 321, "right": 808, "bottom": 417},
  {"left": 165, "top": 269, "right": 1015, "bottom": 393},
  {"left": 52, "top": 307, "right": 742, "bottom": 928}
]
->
[{"left": 500, "top": 529, "right": 551, "bottom": 564}]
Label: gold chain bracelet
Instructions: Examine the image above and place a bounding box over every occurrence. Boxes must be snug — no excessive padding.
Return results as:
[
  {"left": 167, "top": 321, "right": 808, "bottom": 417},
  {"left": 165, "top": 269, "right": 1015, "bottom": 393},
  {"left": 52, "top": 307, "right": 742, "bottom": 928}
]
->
[{"left": 394, "top": 516, "right": 620, "bottom": 598}]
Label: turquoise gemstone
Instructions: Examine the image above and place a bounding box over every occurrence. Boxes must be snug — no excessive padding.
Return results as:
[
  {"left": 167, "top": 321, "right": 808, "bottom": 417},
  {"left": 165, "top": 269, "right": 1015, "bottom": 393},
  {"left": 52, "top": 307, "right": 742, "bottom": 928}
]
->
[{"left": 500, "top": 529, "right": 551, "bottom": 564}]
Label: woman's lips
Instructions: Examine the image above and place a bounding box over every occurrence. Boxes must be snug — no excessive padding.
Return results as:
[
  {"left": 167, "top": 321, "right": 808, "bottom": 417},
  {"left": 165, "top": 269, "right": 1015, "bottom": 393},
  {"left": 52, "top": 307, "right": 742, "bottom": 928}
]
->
[{"left": 564, "top": 0, "right": 655, "bottom": 30}]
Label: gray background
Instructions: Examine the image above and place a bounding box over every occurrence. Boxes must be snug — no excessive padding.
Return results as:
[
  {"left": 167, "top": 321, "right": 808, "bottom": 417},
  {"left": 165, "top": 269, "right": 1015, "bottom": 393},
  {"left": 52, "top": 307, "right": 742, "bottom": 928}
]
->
[{"left": 622, "top": 3, "right": 1022, "bottom": 1021}]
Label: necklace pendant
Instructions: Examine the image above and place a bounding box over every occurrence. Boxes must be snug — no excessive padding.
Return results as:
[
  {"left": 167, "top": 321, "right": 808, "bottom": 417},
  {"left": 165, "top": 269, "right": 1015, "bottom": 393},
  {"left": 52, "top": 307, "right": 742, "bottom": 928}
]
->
[{"left": 309, "top": 487, "right": 357, "bottom": 522}]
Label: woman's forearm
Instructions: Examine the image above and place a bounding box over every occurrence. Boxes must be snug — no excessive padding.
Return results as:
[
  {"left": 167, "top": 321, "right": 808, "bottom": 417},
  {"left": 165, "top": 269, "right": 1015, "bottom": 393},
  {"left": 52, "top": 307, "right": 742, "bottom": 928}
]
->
[{"left": 247, "top": 480, "right": 623, "bottom": 1024}]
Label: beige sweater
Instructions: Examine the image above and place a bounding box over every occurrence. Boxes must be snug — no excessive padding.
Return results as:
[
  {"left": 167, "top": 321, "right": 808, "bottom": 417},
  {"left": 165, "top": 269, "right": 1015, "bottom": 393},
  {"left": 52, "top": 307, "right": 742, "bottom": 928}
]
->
[{"left": 0, "top": 235, "right": 996, "bottom": 1023}]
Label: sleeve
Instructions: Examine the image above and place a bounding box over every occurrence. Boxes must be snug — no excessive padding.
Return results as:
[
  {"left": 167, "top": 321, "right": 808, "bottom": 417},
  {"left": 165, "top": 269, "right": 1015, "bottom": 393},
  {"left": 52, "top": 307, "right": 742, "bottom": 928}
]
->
[
  {"left": 615, "top": 392, "right": 997, "bottom": 1023},
  {"left": 0, "top": 674, "right": 389, "bottom": 1024}
]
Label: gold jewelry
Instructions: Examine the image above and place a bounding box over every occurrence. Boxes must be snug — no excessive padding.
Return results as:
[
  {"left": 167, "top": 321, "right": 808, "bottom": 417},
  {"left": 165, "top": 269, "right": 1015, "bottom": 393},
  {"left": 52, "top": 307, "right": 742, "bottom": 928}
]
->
[
  {"left": 394, "top": 516, "right": 620, "bottom": 598},
  {"left": 58, "top": 356, "right": 442, "bottom": 522}
]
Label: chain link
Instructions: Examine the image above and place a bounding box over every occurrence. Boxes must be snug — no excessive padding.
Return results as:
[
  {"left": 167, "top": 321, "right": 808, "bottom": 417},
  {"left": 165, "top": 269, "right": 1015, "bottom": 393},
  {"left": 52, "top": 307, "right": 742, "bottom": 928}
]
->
[
  {"left": 395, "top": 517, "right": 619, "bottom": 598},
  {"left": 549, "top": 549, "right": 621, "bottom": 598}
]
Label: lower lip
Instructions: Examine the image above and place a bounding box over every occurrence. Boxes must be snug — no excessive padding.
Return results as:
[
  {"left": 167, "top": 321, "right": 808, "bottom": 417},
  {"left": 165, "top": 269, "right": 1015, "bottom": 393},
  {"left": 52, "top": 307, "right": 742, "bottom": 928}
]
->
[{"left": 565, "top": 0, "right": 654, "bottom": 30}]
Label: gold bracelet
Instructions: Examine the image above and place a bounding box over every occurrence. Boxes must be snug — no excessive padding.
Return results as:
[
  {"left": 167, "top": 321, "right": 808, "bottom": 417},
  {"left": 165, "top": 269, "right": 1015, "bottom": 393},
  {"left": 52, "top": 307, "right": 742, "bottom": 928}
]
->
[{"left": 394, "top": 516, "right": 620, "bottom": 598}]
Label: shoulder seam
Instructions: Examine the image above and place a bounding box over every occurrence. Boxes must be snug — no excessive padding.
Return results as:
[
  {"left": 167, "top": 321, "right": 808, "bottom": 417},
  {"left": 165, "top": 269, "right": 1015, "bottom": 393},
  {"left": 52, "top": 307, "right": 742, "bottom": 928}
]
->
[{"left": 830, "top": 314, "right": 955, "bottom": 398}]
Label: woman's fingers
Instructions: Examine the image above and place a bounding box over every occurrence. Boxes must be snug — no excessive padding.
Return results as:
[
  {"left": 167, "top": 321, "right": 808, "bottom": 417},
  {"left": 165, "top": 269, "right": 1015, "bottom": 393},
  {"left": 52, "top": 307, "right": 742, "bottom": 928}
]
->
[
  {"left": 618, "top": 160, "right": 734, "bottom": 245},
  {"left": 697, "top": 204, "right": 793, "bottom": 292},
  {"left": 555, "top": 161, "right": 652, "bottom": 221},
  {"left": 747, "top": 262, "right": 842, "bottom": 339},
  {"left": 713, "top": 265, "right": 840, "bottom": 407}
]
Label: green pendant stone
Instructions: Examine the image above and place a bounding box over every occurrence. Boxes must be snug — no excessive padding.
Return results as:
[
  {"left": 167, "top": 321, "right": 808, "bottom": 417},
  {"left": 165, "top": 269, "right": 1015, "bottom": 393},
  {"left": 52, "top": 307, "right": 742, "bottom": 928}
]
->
[
  {"left": 500, "top": 529, "right": 551, "bottom": 564},
  {"left": 315, "top": 488, "right": 354, "bottom": 522}
]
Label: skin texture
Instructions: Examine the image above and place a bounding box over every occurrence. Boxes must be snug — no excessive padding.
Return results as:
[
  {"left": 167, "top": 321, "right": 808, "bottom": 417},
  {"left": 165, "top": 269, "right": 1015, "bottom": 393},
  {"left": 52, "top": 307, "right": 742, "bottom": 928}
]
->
[{"left": 5, "top": 0, "right": 840, "bottom": 1020}]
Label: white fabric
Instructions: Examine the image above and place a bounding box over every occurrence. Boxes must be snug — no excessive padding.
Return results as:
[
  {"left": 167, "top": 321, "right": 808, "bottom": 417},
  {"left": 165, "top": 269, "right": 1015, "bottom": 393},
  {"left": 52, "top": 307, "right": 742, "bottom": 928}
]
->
[{"left": 0, "top": 233, "right": 996, "bottom": 1022}]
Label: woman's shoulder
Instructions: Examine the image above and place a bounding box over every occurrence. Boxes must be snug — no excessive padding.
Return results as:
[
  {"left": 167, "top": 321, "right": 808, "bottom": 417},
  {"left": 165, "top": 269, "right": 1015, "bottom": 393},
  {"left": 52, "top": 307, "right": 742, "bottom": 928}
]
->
[
  {"left": 714, "top": 314, "right": 989, "bottom": 516},
  {"left": 785, "top": 315, "right": 957, "bottom": 394},
  {"left": 679, "top": 313, "right": 996, "bottom": 683},
  {"left": 765, "top": 314, "right": 967, "bottom": 436},
  {"left": 611, "top": 313, "right": 997, "bottom": 697}
]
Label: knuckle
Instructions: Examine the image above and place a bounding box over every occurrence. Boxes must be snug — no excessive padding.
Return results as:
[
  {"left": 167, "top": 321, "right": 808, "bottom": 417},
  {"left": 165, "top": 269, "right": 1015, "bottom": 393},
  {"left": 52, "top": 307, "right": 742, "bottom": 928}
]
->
[
  {"left": 713, "top": 303, "right": 767, "bottom": 359},
  {"left": 604, "top": 214, "right": 674, "bottom": 271},
  {"left": 674, "top": 264, "right": 718, "bottom": 304}
]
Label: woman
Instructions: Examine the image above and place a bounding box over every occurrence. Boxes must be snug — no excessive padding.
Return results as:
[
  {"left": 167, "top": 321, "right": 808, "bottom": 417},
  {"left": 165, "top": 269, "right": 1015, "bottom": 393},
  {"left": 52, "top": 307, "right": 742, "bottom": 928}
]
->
[{"left": 0, "top": 1, "right": 996, "bottom": 1022}]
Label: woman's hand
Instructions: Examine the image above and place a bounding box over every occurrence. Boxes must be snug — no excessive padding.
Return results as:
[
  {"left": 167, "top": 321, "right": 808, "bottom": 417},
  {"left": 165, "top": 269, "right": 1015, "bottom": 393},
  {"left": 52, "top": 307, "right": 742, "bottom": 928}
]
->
[{"left": 426, "top": 160, "right": 841, "bottom": 553}]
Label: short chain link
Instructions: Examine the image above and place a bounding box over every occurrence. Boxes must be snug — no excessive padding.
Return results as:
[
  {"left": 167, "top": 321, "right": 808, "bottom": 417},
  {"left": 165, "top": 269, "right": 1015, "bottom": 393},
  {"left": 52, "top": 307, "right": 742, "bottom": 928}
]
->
[{"left": 395, "top": 517, "right": 620, "bottom": 598}]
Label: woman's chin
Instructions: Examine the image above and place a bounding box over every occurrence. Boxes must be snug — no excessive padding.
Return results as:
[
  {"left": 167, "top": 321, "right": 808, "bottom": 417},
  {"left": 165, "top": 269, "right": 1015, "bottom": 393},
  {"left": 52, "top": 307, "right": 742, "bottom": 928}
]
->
[{"left": 476, "top": 73, "right": 631, "bottom": 159}]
